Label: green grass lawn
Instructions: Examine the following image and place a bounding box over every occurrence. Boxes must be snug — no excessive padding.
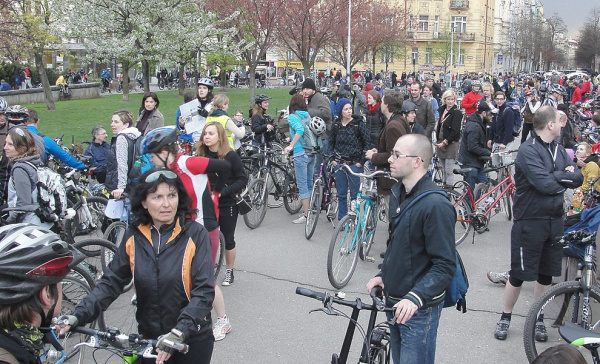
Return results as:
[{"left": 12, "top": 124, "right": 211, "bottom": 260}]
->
[{"left": 22, "top": 87, "right": 292, "bottom": 144}]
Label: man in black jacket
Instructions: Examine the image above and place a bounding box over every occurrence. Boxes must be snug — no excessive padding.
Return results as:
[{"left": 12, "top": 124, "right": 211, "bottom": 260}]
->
[
  {"left": 458, "top": 100, "right": 493, "bottom": 190},
  {"left": 494, "top": 106, "right": 583, "bottom": 341},
  {"left": 367, "top": 133, "right": 456, "bottom": 364}
]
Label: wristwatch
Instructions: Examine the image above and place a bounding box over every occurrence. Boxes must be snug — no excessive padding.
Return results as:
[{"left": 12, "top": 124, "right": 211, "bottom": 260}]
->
[{"left": 170, "top": 328, "right": 185, "bottom": 341}]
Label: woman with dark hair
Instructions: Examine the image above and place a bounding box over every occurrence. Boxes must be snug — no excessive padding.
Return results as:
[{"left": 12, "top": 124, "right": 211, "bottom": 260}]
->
[
  {"left": 283, "top": 93, "right": 316, "bottom": 223},
  {"left": 365, "top": 90, "right": 386, "bottom": 148},
  {"left": 3, "top": 128, "right": 45, "bottom": 226},
  {"left": 180, "top": 78, "right": 215, "bottom": 143},
  {"left": 135, "top": 92, "right": 164, "bottom": 136},
  {"left": 250, "top": 94, "right": 275, "bottom": 147},
  {"left": 105, "top": 110, "right": 141, "bottom": 199},
  {"left": 61, "top": 168, "right": 215, "bottom": 364}
]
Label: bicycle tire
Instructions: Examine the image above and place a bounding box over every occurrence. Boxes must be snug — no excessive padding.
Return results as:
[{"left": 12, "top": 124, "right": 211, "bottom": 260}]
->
[
  {"left": 283, "top": 173, "right": 302, "bottom": 214},
  {"left": 243, "top": 178, "right": 268, "bottom": 229},
  {"left": 370, "top": 346, "right": 388, "bottom": 364},
  {"left": 359, "top": 204, "right": 377, "bottom": 261},
  {"left": 447, "top": 189, "right": 473, "bottom": 246},
  {"left": 523, "top": 281, "right": 600, "bottom": 363},
  {"left": 326, "top": 186, "right": 339, "bottom": 222},
  {"left": 502, "top": 186, "right": 513, "bottom": 221},
  {"left": 214, "top": 231, "right": 225, "bottom": 280},
  {"left": 99, "top": 224, "right": 135, "bottom": 293},
  {"left": 305, "top": 179, "right": 323, "bottom": 240},
  {"left": 64, "top": 196, "right": 108, "bottom": 245},
  {"left": 327, "top": 215, "right": 359, "bottom": 289},
  {"left": 59, "top": 275, "right": 100, "bottom": 360}
]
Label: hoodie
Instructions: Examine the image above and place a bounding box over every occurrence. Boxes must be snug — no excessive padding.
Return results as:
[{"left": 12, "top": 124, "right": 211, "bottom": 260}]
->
[{"left": 105, "top": 127, "right": 142, "bottom": 191}]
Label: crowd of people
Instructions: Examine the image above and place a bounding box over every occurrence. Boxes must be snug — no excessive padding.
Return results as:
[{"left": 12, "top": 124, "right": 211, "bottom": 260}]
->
[{"left": 0, "top": 63, "right": 599, "bottom": 363}]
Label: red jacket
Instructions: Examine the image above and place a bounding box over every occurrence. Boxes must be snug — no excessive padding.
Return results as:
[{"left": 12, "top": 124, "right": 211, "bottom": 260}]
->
[
  {"left": 461, "top": 91, "right": 483, "bottom": 115},
  {"left": 572, "top": 86, "right": 582, "bottom": 104}
]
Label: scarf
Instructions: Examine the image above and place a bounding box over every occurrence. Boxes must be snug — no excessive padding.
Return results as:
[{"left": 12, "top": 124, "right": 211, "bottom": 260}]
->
[
  {"left": 3, "top": 323, "right": 44, "bottom": 357},
  {"left": 368, "top": 102, "right": 380, "bottom": 115}
]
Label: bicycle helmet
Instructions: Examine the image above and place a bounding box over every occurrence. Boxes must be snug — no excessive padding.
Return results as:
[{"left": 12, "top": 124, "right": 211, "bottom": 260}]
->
[
  {"left": 197, "top": 77, "right": 214, "bottom": 89},
  {"left": 5, "top": 105, "right": 29, "bottom": 125},
  {"left": 0, "top": 224, "right": 74, "bottom": 305},
  {"left": 524, "top": 89, "right": 534, "bottom": 97},
  {"left": 401, "top": 101, "right": 417, "bottom": 113},
  {"left": 471, "top": 80, "right": 481, "bottom": 87},
  {"left": 552, "top": 84, "right": 567, "bottom": 95},
  {"left": 141, "top": 126, "right": 178, "bottom": 154},
  {"left": 309, "top": 116, "right": 327, "bottom": 136},
  {"left": 255, "top": 94, "right": 271, "bottom": 104},
  {"left": 0, "top": 97, "right": 7, "bottom": 114}
]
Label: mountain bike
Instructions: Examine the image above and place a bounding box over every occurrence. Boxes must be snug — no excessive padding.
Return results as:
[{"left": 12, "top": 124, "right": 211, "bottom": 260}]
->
[
  {"left": 305, "top": 156, "right": 338, "bottom": 239},
  {"left": 558, "top": 322, "right": 600, "bottom": 363},
  {"left": 296, "top": 286, "right": 397, "bottom": 364},
  {"left": 449, "top": 151, "right": 516, "bottom": 246},
  {"left": 523, "top": 230, "right": 600, "bottom": 362},
  {"left": 327, "top": 165, "right": 392, "bottom": 289}
]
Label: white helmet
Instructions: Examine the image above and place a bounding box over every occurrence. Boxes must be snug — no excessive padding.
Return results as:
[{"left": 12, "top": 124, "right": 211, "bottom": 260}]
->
[{"left": 309, "top": 116, "right": 326, "bottom": 136}]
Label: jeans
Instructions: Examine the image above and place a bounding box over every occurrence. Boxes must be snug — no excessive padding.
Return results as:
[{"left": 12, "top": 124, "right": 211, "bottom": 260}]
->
[
  {"left": 385, "top": 302, "right": 443, "bottom": 364},
  {"left": 294, "top": 153, "right": 315, "bottom": 200},
  {"left": 334, "top": 164, "right": 361, "bottom": 220},
  {"left": 313, "top": 139, "right": 330, "bottom": 180},
  {"left": 465, "top": 167, "right": 487, "bottom": 192}
]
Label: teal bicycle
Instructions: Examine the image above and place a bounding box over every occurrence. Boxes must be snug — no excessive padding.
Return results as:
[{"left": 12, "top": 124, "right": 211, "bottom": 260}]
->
[{"left": 327, "top": 165, "right": 394, "bottom": 289}]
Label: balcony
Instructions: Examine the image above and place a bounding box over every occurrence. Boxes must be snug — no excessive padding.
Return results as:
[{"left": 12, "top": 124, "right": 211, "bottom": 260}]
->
[
  {"left": 450, "top": 0, "right": 469, "bottom": 10},
  {"left": 406, "top": 32, "right": 475, "bottom": 42}
]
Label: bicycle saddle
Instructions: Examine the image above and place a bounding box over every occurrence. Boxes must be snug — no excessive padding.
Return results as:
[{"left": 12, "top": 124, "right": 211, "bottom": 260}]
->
[
  {"left": 559, "top": 321, "right": 600, "bottom": 344},
  {"left": 453, "top": 168, "right": 474, "bottom": 175}
]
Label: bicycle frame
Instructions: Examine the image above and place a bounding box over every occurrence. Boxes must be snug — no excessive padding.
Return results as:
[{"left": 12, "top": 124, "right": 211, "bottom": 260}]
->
[{"left": 258, "top": 155, "right": 293, "bottom": 201}]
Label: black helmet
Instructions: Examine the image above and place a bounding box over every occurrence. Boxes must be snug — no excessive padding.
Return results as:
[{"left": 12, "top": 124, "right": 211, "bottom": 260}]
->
[
  {"left": 141, "top": 126, "right": 178, "bottom": 154},
  {"left": 0, "top": 224, "right": 74, "bottom": 305},
  {"left": 401, "top": 101, "right": 417, "bottom": 113},
  {"left": 197, "top": 77, "right": 214, "bottom": 89},
  {"left": 5, "top": 105, "right": 29, "bottom": 125},
  {"left": 255, "top": 94, "right": 271, "bottom": 103}
]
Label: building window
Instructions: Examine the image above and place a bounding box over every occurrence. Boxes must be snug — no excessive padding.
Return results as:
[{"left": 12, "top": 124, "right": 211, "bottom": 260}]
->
[
  {"left": 418, "top": 15, "right": 429, "bottom": 32},
  {"left": 381, "top": 53, "right": 394, "bottom": 63},
  {"left": 409, "top": 15, "right": 414, "bottom": 31},
  {"left": 412, "top": 47, "right": 419, "bottom": 63},
  {"left": 452, "top": 16, "right": 467, "bottom": 33},
  {"left": 425, "top": 48, "right": 432, "bottom": 64},
  {"left": 459, "top": 49, "right": 466, "bottom": 65},
  {"left": 434, "top": 15, "right": 439, "bottom": 38}
]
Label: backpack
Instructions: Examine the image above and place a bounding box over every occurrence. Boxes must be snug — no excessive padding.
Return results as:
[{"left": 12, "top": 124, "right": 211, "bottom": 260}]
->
[
  {"left": 297, "top": 113, "right": 322, "bottom": 154},
  {"left": 540, "top": 81, "right": 548, "bottom": 93},
  {"left": 126, "top": 136, "right": 152, "bottom": 185},
  {"left": 503, "top": 102, "right": 523, "bottom": 138},
  {"left": 392, "top": 189, "right": 469, "bottom": 313},
  {"left": 23, "top": 161, "right": 68, "bottom": 222}
]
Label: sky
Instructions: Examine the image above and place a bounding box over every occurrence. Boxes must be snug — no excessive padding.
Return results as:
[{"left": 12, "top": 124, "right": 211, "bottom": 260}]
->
[{"left": 541, "top": 0, "right": 599, "bottom": 37}]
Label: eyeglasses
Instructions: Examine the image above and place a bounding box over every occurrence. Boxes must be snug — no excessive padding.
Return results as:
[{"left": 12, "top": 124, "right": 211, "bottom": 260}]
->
[
  {"left": 391, "top": 151, "right": 420, "bottom": 160},
  {"left": 143, "top": 170, "right": 178, "bottom": 183}
]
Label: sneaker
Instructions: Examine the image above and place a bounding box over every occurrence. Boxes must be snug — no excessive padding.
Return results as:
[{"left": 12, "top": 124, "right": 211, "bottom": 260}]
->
[
  {"left": 535, "top": 321, "right": 548, "bottom": 342},
  {"left": 222, "top": 269, "right": 234, "bottom": 286},
  {"left": 213, "top": 316, "right": 232, "bottom": 341},
  {"left": 268, "top": 201, "right": 284, "bottom": 208},
  {"left": 293, "top": 215, "right": 307, "bottom": 224},
  {"left": 494, "top": 319, "right": 510, "bottom": 340},
  {"left": 487, "top": 271, "right": 509, "bottom": 285},
  {"left": 130, "top": 293, "right": 137, "bottom": 306}
]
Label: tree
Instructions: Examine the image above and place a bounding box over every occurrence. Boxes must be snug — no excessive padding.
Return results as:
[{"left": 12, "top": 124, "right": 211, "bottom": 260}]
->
[
  {"left": 575, "top": 9, "right": 600, "bottom": 68},
  {"left": 207, "top": 0, "right": 284, "bottom": 108},
  {"left": 0, "top": 0, "right": 60, "bottom": 110},
  {"left": 429, "top": 33, "right": 455, "bottom": 73}
]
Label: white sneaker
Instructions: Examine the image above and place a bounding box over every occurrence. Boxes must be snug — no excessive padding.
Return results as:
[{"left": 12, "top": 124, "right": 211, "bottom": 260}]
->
[
  {"left": 213, "top": 316, "right": 232, "bottom": 341},
  {"left": 268, "top": 201, "right": 284, "bottom": 208},
  {"left": 293, "top": 215, "right": 307, "bottom": 224}
]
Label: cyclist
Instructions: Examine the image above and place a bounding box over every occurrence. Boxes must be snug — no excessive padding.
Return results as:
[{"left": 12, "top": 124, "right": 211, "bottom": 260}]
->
[
  {"left": 100, "top": 68, "right": 112, "bottom": 92},
  {"left": 55, "top": 74, "right": 69, "bottom": 96},
  {"left": 60, "top": 169, "right": 216, "bottom": 364},
  {"left": 142, "top": 126, "right": 234, "bottom": 341},
  {"left": 205, "top": 94, "right": 245, "bottom": 150},
  {"left": 105, "top": 110, "right": 141, "bottom": 199},
  {"left": 457, "top": 100, "right": 493, "bottom": 190},
  {"left": 84, "top": 126, "right": 111, "bottom": 183},
  {"left": 0, "top": 224, "right": 75, "bottom": 364},
  {"left": 179, "top": 78, "right": 214, "bottom": 142},
  {"left": 461, "top": 79, "right": 483, "bottom": 116},
  {"left": 251, "top": 94, "right": 275, "bottom": 148},
  {"left": 401, "top": 101, "right": 425, "bottom": 135},
  {"left": 0, "top": 98, "right": 9, "bottom": 204}
]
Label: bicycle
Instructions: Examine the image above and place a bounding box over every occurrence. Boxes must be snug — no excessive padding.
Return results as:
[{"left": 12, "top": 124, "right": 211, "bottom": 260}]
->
[
  {"left": 558, "top": 322, "right": 600, "bottom": 363},
  {"left": 305, "top": 156, "right": 338, "bottom": 239},
  {"left": 243, "top": 150, "right": 301, "bottom": 229},
  {"left": 449, "top": 151, "right": 516, "bottom": 246},
  {"left": 327, "top": 165, "right": 392, "bottom": 289},
  {"left": 523, "top": 230, "right": 600, "bottom": 362},
  {"left": 427, "top": 151, "right": 444, "bottom": 185},
  {"left": 54, "top": 323, "right": 188, "bottom": 363},
  {"left": 296, "top": 286, "right": 397, "bottom": 364}
]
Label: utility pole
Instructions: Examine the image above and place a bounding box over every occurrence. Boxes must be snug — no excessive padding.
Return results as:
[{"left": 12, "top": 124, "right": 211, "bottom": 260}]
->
[
  {"left": 449, "top": 23, "right": 454, "bottom": 86},
  {"left": 346, "top": 0, "right": 352, "bottom": 84}
]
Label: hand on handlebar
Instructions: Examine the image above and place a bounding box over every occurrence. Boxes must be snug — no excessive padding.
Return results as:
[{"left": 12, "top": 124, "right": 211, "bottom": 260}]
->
[
  {"left": 156, "top": 329, "right": 185, "bottom": 362},
  {"left": 366, "top": 276, "right": 384, "bottom": 295},
  {"left": 266, "top": 124, "right": 274, "bottom": 131},
  {"left": 55, "top": 314, "right": 78, "bottom": 336}
]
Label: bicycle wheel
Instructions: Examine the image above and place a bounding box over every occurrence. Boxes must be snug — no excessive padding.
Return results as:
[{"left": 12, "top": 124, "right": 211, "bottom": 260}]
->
[
  {"left": 103, "top": 220, "right": 127, "bottom": 246},
  {"left": 359, "top": 204, "right": 377, "bottom": 261},
  {"left": 305, "top": 179, "right": 323, "bottom": 240},
  {"left": 72, "top": 238, "right": 118, "bottom": 283},
  {"left": 501, "top": 187, "right": 513, "bottom": 221},
  {"left": 327, "top": 215, "right": 359, "bottom": 289},
  {"left": 243, "top": 178, "right": 268, "bottom": 229},
  {"left": 64, "top": 196, "right": 108, "bottom": 244},
  {"left": 59, "top": 275, "right": 99, "bottom": 360},
  {"left": 283, "top": 173, "right": 302, "bottom": 214},
  {"left": 523, "top": 281, "right": 600, "bottom": 363},
  {"left": 447, "top": 189, "right": 473, "bottom": 246},
  {"left": 214, "top": 231, "right": 225, "bottom": 280},
  {"left": 326, "top": 186, "right": 339, "bottom": 222}
]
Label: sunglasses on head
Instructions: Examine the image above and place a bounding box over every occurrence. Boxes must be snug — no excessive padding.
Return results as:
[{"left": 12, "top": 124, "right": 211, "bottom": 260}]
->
[{"left": 143, "top": 170, "right": 178, "bottom": 183}]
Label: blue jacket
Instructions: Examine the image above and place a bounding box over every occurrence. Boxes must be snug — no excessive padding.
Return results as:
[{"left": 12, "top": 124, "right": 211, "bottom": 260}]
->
[
  {"left": 489, "top": 103, "right": 515, "bottom": 145},
  {"left": 100, "top": 70, "right": 111, "bottom": 80},
  {"left": 176, "top": 107, "right": 194, "bottom": 142},
  {"left": 287, "top": 111, "right": 309, "bottom": 155},
  {"left": 84, "top": 141, "right": 111, "bottom": 172},
  {"left": 0, "top": 81, "right": 11, "bottom": 91},
  {"left": 26, "top": 126, "right": 85, "bottom": 169}
]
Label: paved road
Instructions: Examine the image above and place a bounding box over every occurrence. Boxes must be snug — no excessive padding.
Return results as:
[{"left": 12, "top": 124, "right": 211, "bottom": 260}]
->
[{"left": 70, "top": 193, "right": 555, "bottom": 363}]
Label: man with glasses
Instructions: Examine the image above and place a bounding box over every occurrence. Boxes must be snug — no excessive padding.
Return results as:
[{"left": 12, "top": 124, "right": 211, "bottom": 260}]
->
[
  {"left": 458, "top": 100, "right": 493, "bottom": 190},
  {"left": 487, "top": 91, "right": 516, "bottom": 152},
  {"left": 367, "top": 133, "right": 456, "bottom": 364}
]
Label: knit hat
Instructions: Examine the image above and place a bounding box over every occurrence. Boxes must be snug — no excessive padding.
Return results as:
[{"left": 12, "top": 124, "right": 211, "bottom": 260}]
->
[
  {"left": 477, "top": 99, "right": 491, "bottom": 112},
  {"left": 301, "top": 78, "right": 317, "bottom": 91},
  {"left": 335, "top": 98, "right": 352, "bottom": 116}
]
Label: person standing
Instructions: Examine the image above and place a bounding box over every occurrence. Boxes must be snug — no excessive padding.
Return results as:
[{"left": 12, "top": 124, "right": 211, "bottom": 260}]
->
[
  {"left": 301, "top": 78, "right": 333, "bottom": 177},
  {"left": 364, "top": 90, "right": 386, "bottom": 149},
  {"left": 458, "top": 100, "right": 493, "bottom": 190},
  {"left": 366, "top": 133, "right": 456, "bottom": 364},
  {"left": 461, "top": 80, "right": 483, "bottom": 116},
  {"left": 135, "top": 92, "right": 164, "bottom": 136},
  {"left": 435, "top": 90, "right": 463, "bottom": 186},
  {"left": 487, "top": 91, "right": 515, "bottom": 152},
  {"left": 493, "top": 106, "right": 583, "bottom": 341},
  {"left": 521, "top": 89, "right": 541, "bottom": 143},
  {"left": 409, "top": 82, "right": 435, "bottom": 140},
  {"left": 84, "top": 126, "right": 111, "bottom": 183}
]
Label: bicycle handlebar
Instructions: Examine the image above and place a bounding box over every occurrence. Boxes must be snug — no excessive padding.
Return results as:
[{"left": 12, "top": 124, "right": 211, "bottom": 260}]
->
[
  {"left": 340, "top": 164, "right": 397, "bottom": 181},
  {"left": 296, "top": 286, "right": 394, "bottom": 314},
  {"left": 560, "top": 230, "right": 597, "bottom": 247}
]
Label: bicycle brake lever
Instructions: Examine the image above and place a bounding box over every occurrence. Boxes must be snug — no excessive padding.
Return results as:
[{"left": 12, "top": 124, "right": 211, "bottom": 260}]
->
[{"left": 309, "top": 307, "right": 338, "bottom": 316}]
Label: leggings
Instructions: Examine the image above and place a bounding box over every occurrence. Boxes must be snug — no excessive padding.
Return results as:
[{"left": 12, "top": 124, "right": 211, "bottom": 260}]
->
[
  {"left": 208, "top": 228, "right": 220, "bottom": 265},
  {"left": 219, "top": 205, "right": 239, "bottom": 251}
]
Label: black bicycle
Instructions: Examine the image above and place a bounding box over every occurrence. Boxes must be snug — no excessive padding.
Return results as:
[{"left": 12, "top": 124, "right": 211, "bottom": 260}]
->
[{"left": 296, "top": 286, "right": 399, "bottom": 364}]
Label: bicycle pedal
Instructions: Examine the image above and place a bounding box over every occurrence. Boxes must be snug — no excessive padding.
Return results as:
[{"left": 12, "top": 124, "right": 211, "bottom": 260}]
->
[{"left": 365, "top": 256, "right": 375, "bottom": 262}]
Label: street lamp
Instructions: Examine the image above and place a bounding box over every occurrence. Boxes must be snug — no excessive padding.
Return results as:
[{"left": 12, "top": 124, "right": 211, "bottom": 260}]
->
[{"left": 347, "top": 0, "right": 351, "bottom": 84}]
